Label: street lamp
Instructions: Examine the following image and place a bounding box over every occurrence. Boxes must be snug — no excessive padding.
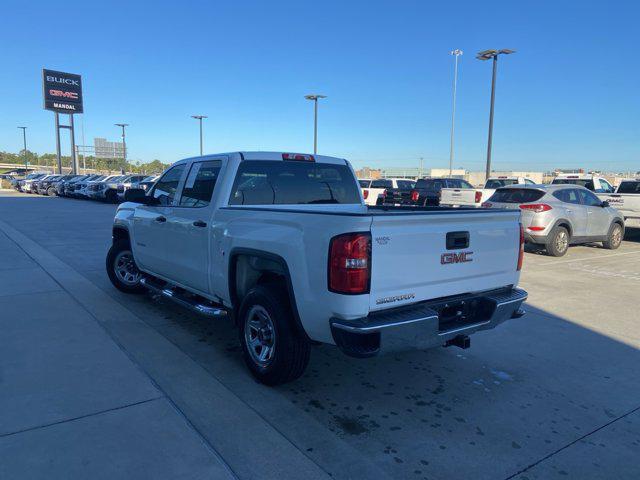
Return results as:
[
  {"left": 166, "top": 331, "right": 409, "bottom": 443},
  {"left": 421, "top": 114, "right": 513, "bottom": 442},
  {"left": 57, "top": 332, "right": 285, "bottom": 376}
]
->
[
  {"left": 476, "top": 49, "right": 515, "bottom": 180},
  {"left": 18, "top": 127, "right": 28, "bottom": 174},
  {"left": 114, "top": 123, "right": 129, "bottom": 169},
  {"left": 449, "top": 49, "right": 463, "bottom": 177},
  {"left": 191, "top": 115, "right": 207, "bottom": 156},
  {"left": 304, "top": 94, "right": 327, "bottom": 154}
]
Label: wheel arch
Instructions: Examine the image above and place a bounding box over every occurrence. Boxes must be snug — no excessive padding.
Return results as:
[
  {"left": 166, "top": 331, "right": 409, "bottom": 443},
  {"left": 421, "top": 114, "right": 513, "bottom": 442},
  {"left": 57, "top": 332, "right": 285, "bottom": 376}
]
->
[
  {"left": 552, "top": 218, "right": 573, "bottom": 238},
  {"left": 228, "top": 248, "right": 308, "bottom": 339},
  {"left": 112, "top": 225, "right": 130, "bottom": 245}
]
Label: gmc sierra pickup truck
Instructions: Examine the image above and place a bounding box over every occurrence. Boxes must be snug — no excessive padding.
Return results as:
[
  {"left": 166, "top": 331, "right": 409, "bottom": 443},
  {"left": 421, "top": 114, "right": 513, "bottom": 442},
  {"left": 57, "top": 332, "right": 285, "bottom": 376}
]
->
[{"left": 106, "top": 152, "right": 527, "bottom": 385}]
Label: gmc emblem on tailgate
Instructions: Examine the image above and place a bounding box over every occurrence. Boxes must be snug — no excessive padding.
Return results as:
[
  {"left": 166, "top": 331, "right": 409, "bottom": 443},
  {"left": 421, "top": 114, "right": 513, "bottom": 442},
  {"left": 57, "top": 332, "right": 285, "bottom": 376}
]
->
[{"left": 441, "top": 251, "right": 473, "bottom": 264}]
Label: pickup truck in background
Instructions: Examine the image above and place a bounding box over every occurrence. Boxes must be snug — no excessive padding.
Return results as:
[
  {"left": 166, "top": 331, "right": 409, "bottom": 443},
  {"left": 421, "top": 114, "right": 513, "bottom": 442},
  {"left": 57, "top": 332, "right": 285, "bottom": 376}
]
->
[
  {"left": 107, "top": 151, "right": 527, "bottom": 385},
  {"left": 598, "top": 179, "right": 640, "bottom": 228},
  {"left": 381, "top": 177, "right": 473, "bottom": 206},
  {"left": 361, "top": 177, "right": 416, "bottom": 205},
  {"left": 551, "top": 174, "right": 615, "bottom": 193},
  {"left": 440, "top": 176, "right": 536, "bottom": 208}
]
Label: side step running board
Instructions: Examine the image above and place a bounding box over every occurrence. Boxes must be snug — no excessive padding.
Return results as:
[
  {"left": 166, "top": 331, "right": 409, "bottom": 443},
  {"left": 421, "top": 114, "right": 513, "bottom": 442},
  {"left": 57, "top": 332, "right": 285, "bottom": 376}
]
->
[{"left": 140, "top": 277, "right": 227, "bottom": 318}]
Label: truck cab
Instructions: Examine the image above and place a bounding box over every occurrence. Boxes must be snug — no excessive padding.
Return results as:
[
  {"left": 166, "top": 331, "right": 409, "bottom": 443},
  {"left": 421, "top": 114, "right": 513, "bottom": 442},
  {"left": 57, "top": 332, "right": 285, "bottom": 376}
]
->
[{"left": 552, "top": 174, "right": 615, "bottom": 193}]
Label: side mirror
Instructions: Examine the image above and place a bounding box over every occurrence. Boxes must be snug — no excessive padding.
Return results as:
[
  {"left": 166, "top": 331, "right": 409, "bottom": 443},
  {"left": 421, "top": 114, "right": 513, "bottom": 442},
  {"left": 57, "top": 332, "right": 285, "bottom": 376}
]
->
[
  {"left": 601, "top": 200, "right": 610, "bottom": 208},
  {"left": 124, "top": 188, "right": 159, "bottom": 206}
]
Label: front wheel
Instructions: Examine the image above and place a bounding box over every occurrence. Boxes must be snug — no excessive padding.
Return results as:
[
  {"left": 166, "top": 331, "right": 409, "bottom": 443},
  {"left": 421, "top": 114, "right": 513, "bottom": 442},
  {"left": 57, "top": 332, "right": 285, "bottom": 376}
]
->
[
  {"left": 603, "top": 223, "right": 623, "bottom": 250},
  {"left": 546, "top": 226, "right": 570, "bottom": 257},
  {"left": 106, "top": 239, "right": 146, "bottom": 293},
  {"left": 238, "top": 284, "right": 310, "bottom": 385}
]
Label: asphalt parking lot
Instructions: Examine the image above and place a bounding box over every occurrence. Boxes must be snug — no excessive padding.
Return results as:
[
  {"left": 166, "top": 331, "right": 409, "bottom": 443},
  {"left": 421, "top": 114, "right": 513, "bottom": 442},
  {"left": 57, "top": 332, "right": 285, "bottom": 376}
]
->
[{"left": 1, "top": 190, "right": 639, "bottom": 480}]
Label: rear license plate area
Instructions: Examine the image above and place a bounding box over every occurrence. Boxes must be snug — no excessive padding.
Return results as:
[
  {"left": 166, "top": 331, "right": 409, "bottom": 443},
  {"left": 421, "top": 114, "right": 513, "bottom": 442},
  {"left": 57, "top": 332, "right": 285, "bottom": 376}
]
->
[{"left": 435, "top": 297, "right": 495, "bottom": 332}]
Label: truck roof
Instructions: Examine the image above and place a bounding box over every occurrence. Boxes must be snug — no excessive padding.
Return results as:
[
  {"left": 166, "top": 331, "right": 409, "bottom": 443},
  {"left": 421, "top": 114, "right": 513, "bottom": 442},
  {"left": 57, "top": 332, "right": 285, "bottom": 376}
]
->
[
  {"left": 555, "top": 173, "right": 601, "bottom": 179},
  {"left": 175, "top": 151, "right": 348, "bottom": 166}
]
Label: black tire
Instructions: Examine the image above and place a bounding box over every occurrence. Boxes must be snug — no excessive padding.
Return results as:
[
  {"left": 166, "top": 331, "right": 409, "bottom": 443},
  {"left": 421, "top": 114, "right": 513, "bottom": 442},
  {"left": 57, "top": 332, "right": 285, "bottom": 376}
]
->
[
  {"left": 546, "top": 226, "right": 570, "bottom": 257},
  {"left": 603, "top": 223, "right": 623, "bottom": 250},
  {"left": 47, "top": 186, "right": 57, "bottom": 196},
  {"left": 106, "top": 239, "right": 146, "bottom": 294},
  {"left": 105, "top": 189, "right": 118, "bottom": 203},
  {"left": 238, "top": 284, "right": 310, "bottom": 385}
]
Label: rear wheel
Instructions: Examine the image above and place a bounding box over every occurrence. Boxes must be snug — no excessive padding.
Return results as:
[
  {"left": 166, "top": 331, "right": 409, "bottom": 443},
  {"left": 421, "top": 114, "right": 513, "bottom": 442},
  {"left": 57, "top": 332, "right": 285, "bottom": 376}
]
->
[
  {"left": 238, "top": 284, "right": 310, "bottom": 385},
  {"left": 546, "top": 226, "right": 570, "bottom": 257},
  {"left": 603, "top": 223, "right": 623, "bottom": 250},
  {"left": 47, "top": 186, "right": 57, "bottom": 196},
  {"left": 106, "top": 239, "right": 145, "bottom": 293}
]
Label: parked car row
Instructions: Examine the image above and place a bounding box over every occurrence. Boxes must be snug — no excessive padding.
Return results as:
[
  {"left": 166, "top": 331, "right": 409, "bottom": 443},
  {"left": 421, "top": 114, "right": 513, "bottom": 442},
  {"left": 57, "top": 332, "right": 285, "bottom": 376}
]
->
[
  {"left": 359, "top": 174, "right": 633, "bottom": 257},
  {"left": 14, "top": 172, "right": 159, "bottom": 203}
]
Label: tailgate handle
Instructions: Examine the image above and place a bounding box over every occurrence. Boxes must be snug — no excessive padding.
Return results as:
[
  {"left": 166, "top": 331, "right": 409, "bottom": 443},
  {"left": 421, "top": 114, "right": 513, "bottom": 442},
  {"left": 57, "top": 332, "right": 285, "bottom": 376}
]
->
[{"left": 446, "top": 231, "right": 469, "bottom": 250}]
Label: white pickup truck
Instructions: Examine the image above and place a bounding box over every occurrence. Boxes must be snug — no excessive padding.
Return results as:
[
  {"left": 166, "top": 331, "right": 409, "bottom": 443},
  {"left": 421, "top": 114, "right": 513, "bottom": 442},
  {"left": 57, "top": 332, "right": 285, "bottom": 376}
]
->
[
  {"left": 440, "top": 176, "right": 536, "bottom": 208},
  {"left": 598, "top": 179, "right": 640, "bottom": 228},
  {"left": 551, "top": 174, "right": 615, "bottom": 193},
  {"left": 106, "top": 152, "right": 527, "bottom": 385}
]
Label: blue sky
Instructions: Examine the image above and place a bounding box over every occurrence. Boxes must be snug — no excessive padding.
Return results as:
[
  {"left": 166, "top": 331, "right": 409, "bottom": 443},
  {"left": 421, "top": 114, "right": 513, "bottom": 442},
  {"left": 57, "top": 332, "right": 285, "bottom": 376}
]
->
[{"left": 1, "top": 0, "right": 638, "bottom": 172}]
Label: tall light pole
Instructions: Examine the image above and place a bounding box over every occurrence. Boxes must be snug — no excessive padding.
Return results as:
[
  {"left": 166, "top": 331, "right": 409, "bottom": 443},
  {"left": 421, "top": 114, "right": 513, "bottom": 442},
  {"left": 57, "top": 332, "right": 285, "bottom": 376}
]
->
[
  {"left": 18, "top": 127, "right": 28, "bottom": 174},
  {"left": 449, "top": 49, "right": 463, "bottom": 177},
  {"left": 191, "top": 115, "right": 207, "bottom": 156},
  {"left": 477, "top": 49, "right": 515, "bottom": 180},
  {"left": 304, "top": 94, "right": 327, "bottom": 154},
  {"left": 115, "top": 123, "right": 129, "bottom": 171}
]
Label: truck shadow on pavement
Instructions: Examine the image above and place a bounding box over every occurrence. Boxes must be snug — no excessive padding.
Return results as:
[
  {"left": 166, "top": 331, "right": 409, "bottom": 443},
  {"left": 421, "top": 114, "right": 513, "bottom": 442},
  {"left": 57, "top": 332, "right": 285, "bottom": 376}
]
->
[{"left": 107, "top": 283, "right": 640, "bottom": 480}]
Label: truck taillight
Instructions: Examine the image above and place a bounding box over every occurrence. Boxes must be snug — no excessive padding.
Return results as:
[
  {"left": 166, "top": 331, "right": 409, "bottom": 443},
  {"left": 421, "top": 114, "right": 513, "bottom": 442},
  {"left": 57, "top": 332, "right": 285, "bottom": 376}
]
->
[
  {"left": 475, "top": 191, "right": 482, "bottom": 203},
  {"left": 381, "top": 189, "right": 388, "bottom": 199},
  {"left": 363, "top": 189, "right": 369, "bottom": 200},
  {"left": 519, "top": 203, "right": 552, "bottom": 213},
  {"left": 329, "top": 232, "right": 371, "bottom": 294},
  {"left": 410, "top": 190, "right": 419, "bottom": 202},
  {"left": 517, "top": 223, "right": 524, "bottom": 271}
]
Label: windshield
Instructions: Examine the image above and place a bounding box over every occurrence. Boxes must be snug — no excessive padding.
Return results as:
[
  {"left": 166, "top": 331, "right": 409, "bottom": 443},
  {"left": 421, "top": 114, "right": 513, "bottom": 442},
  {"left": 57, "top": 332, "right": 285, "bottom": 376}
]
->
[
  {"left": 396, "top": 180, "right": 416, "bottom": 189},
  {"left": 486, "top": 179, "right": 518, "bottom": 188}
]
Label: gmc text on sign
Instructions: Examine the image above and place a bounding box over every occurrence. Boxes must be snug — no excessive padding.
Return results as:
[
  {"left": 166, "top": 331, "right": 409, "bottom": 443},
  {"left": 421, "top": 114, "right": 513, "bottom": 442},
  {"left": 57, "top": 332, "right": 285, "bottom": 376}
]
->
[{"left": 42, "top": 69, "right": 83, "bottom": 114}]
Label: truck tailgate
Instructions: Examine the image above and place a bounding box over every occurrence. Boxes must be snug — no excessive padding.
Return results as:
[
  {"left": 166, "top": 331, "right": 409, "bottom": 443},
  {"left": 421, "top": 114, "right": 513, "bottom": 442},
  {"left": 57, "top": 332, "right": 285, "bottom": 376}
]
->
[
  {"left": 369, "top": 210, "right": 521, "bottom": 311},
  {"left": 440, "top": 188, "right": 481, "bottom": 207}
]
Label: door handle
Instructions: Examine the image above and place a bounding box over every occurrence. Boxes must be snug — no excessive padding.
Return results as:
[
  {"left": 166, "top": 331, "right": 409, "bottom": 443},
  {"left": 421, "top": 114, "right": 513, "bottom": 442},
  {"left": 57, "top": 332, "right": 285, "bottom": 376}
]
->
[
  {"left": 193, "top": 220, "right": 207, "bottom": 228},
  {"left": 155, "top": 216, "right": 167, "bottom": 223}
]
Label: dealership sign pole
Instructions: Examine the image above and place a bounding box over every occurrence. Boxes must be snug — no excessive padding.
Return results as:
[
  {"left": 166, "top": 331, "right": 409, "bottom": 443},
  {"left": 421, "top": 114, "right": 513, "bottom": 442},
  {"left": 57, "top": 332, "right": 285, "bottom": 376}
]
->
[{"left": 42, "top": 69, "right": 83, "bottom": 174}]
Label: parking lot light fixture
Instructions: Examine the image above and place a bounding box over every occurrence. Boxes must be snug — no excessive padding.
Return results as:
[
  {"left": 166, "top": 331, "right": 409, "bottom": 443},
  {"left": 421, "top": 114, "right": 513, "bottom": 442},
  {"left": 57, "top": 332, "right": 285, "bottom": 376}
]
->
[
  {"left": 477, "top": 49, "right": 516, "bottom": 181},
  {"left": 304, "top": 94, "right": 327, "bottom": 154},
  {"left": 449, "top": 49, "right": 463, "bottom": 177},
  {"left": 115, "top": 123, "right": 129, "bottom": 168},
  {"left": 191, "top": 115, "right": 208, "bottom": 156}
]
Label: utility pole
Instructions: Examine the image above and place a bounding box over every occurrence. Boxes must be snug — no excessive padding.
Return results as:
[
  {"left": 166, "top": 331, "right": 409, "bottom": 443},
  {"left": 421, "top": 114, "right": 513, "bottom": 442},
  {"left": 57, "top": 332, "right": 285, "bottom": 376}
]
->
[
  {"left": 18, "top": 127, "right": 28, "bottom": 174},
  {"left": 449, "top": 49, "right": 463, "bottom": 177},
  {"left": 304, "top": 94, "right": 327, "bottom": 154},
  {"left": 477, "top": 49, "right": 515, "bottom": 181},
  {"left": 191, "top": 115, "right": 207, "bottom": 156}
]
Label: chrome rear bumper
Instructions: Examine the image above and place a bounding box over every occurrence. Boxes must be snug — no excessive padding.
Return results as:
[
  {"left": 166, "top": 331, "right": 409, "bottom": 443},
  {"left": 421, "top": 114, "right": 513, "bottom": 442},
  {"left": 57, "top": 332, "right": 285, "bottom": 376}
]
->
[{"left": 331, "top": 287, "right": 527, "bottom": 357}]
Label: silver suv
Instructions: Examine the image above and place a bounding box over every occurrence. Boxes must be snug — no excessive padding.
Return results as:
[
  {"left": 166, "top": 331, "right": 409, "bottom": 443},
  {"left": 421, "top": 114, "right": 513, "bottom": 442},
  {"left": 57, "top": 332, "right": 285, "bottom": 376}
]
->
[{"left": 484, "top": 184, "right": 625, "bottom": 256}]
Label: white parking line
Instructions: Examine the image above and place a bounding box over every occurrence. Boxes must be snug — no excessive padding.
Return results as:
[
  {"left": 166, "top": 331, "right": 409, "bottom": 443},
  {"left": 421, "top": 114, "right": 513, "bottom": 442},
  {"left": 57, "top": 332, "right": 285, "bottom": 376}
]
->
[{"left": 536, "top": 249, "right": 640, "bottom": 266}]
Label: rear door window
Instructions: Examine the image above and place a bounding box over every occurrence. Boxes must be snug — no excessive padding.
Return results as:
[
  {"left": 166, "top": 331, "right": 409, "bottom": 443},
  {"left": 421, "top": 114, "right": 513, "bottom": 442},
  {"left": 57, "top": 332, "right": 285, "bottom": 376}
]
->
[
  {"left": 229, "top": 160, "right": 361, "bottom": 205},
  {"left": 617, "top": 181, "right": 640, "bottom": 193},
  {"left": 552, "top": 189, "right": 582, "bottom": 204},
  {"left": 489, "top": 188, "right": 546, "bottom": 203}
]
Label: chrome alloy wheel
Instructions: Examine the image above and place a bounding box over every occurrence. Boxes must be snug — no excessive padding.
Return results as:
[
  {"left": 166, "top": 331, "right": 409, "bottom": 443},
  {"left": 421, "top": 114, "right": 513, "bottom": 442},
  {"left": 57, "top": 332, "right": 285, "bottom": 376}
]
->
[
  {"left": 113, "top": 250, "right": 141, "bottom": 286},
  {"left": 244, "top": 305, "right": 276, "bottom": 366},
  {"left": 556, "top": 229, "right": 569, "bottom": 253}
]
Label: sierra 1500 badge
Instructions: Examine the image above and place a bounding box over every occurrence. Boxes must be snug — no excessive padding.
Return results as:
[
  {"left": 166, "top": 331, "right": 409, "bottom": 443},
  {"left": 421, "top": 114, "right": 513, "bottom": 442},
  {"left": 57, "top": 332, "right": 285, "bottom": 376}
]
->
[{"left": 441, "top": 251, "right": 473, "bottom": 264}]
